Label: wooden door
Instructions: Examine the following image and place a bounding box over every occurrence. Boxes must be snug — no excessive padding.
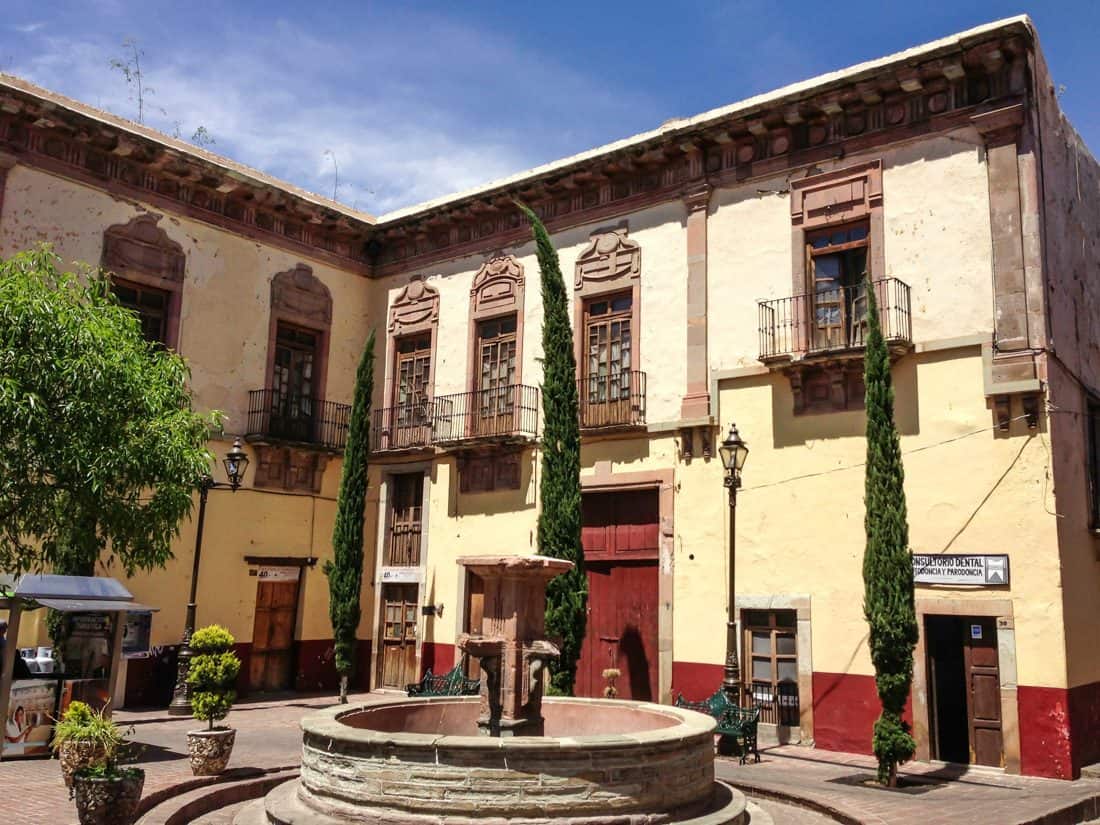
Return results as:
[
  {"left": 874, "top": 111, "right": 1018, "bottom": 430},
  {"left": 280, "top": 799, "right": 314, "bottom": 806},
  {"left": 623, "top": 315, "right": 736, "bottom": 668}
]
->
[
  {"left": 249, "top": 579, "right": 299, "bottom": 692},
  {"left": 393, "top": 335, "right": 432, "bottom": 447},
  {"left": 575, "top": 490, "right": 659, "bottom": 701},
  {"left": 475, "top": 316, "right": 517, "bottom": 437},
  {"left": 378, "top": 584, "right": 419, "bottom": 689},
  {"left": 807, "top": 224, "right": 869, "bottom": 350},
  {"left": 581, "top": 293, "right": 633, "bottom": 427},
  {"left": 964, "top": 617, "right": 1003, "bottom": 767},
  {"left": 463, "top": 571, "right": 485, "bottom": 680},
  {"left": 386, "top": 473, "right": 423, "bottom": 567}
]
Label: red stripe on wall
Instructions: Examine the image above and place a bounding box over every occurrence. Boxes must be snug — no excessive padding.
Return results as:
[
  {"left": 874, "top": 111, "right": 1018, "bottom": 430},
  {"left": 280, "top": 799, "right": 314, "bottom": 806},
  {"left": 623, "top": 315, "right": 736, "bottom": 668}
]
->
[
  {"left": 813, "top": 672, "right": 878, "bottom": 754},
  {"left": 420, "top": 641, "right": 456, "bottom": 677},
  {"left": 1019, "top": 685, "right": 1074, "bottom": 779},
  {"left": 671, "top": 661, "right": 724, "bottom": 702},
  {"left": 294, "top": 639, "right": 373, "bottom": 692}
]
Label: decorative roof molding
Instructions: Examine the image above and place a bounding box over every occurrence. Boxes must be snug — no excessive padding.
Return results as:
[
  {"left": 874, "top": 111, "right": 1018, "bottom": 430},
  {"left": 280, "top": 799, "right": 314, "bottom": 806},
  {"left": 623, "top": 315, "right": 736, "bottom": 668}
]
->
[
  {"left": 575, "top": 230, "right": 640, "bottom": 290},
  {"left": 389, "top": 276, "right": 440, "bottom": 334},
  {"left": 470, "top": 254, "right": 524, "bottom": 318}
]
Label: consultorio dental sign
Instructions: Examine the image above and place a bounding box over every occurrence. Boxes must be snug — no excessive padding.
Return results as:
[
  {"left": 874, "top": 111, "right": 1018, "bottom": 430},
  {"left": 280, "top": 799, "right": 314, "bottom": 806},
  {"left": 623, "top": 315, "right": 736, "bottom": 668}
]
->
[{"left": 911, "top": 554, "right": 1009, "bottom": 586}]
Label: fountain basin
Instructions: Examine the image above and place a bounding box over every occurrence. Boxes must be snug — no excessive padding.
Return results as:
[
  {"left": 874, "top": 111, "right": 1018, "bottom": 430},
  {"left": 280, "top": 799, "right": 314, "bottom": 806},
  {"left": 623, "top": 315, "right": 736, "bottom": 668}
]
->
[{"left": 264, "top": 695, "right": 746, "bottom": 824}]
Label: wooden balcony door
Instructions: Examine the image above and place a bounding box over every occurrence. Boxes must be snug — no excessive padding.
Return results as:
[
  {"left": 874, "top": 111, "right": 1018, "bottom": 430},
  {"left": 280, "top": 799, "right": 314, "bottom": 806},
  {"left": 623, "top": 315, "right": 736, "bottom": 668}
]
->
[
  {"left": 378, "top": 583, "right": 418, "bottom": 689},
  {"left": 249, "top": 573, "right": 300, "bottom": 692},
  {"left": 807, "top": 224, "right": 869, "bottom": 351},
  {"left": 475, "top": 315, "right": 517, "bottom": 437},
  {"left": 272, "top": 323, "right": 318, "bottom": 442},
  {"left": 393, "top": 334, "right": 432, "bottom": 448},
  {"left": 386, "top": 473, "right": 423, "bottom": 568},
  {"left": 582, "top": 292, "right": 632, "bottom": 427}
]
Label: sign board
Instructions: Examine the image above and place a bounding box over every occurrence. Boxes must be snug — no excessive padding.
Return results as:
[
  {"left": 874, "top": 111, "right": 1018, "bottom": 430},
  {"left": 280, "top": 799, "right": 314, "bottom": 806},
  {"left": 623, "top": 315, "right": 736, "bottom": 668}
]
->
[
  {"left": 912, "top": 554, "right": 1010, "bottom": 586},
  {"left": 256, "top": 566, "right": 300, "bottom": 582},
  {"left": 3, "top": 679, "right": 57, "bottom": 758},
  {"left": 380, "top": 567, "right": 421, "bottom": 584},
  {"left": 122, "top": 611, "right": 152, "bottom": 656},
  {"left": 970, "top": 624, "right": 983, "bottom": 640}
]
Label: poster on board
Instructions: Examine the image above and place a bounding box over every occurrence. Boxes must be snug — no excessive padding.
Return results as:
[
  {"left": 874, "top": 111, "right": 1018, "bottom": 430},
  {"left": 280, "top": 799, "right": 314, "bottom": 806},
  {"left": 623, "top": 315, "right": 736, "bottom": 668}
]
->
[{"left": 3, "top": 679, "right": 57, "bottom": 758}]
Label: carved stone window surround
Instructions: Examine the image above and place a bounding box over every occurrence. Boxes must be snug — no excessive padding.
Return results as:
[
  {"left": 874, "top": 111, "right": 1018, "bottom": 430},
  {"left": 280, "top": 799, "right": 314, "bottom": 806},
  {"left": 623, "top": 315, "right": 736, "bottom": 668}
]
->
[
  {"left": 264, "top": 263, "right": 333, "bottom": 407},
  {"left": 467, "top": 254, "right": 525, "bottom": 394},
  {"left": 101, "top": 214, "right": 185, "bottom": 350},
  {"left": 573, "top": 227, "right": 642, "bottom": 375},
  {"left": 385, "top": 276, "right": 440, "bottom": 410}
]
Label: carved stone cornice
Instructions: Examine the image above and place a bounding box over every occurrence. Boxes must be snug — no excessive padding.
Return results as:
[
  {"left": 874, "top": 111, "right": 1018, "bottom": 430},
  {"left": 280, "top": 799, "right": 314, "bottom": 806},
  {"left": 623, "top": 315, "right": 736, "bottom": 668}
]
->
[
  {"left": 102, "top": 214, "right": 185, "bottom": 283},
  {"left": 575, "top": 229, "right": 640, "bottom": 291},
  {"left": 389, "top": 276, "right": 440, "bottom": 334},
  {"left": 470, "top": 254, "right": 524, "bottom": 317}
]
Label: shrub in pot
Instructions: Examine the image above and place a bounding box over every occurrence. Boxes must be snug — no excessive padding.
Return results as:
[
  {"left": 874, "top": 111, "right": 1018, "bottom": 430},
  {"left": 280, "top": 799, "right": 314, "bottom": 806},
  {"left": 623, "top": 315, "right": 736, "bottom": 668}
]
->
[
  {"left": 186, "top": 624, "right": 241, "bottom": 776},
  {"left": 52, "top": 702, "right": 143, "bottom": 825}
]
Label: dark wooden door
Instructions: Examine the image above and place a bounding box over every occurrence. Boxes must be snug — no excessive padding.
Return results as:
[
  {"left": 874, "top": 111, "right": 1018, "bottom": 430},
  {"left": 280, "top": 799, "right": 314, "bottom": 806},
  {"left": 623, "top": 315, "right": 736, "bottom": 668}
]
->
[
  {"left": 378, "top": 584, "right": 418, "bottom": 689},
  {"left": 964, "top": 617, "right": 1003, "bottom": 767},
  {"left": 249, "top": 579, "right": 299, "bottom": 691},
  {"left": 271, "top": 323, "right": 318, "bottom": 442},
  {"left": 576, "top": 490, "right": 659, "bottom": 701},
  {"left": 463, "top": 571, "right": 485, "bottom": 680},
  {"left": 386, "top": 473, "right": 423, "bottom": 567}
]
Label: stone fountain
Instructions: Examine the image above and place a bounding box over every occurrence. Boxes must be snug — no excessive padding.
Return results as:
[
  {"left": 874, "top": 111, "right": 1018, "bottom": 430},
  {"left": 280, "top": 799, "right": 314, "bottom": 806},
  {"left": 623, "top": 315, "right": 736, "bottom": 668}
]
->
[{"left": 238, "top": 555, "right": 747, "bottom": 824}]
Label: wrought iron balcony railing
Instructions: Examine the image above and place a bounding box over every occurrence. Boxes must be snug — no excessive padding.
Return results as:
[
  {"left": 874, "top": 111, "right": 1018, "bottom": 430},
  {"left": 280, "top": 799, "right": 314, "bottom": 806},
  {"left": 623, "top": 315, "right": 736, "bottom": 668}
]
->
[
  {"left": 246, "top": 389, "right": 352, "bottom": 451},
  {"left": 758, "top": 278, "right": 912, "bottom": 362},
  {"left": 747, "top": 681, "right": 800, "bottom": 726},
  {"left": 577, "top": 370, "right": 646, "bottom": 430},
  {"left": 370, "top": 399, "right": 451, "bottom": 453},
  {"left": 432, "top": 384, "right": 540, "bottom": 445}
]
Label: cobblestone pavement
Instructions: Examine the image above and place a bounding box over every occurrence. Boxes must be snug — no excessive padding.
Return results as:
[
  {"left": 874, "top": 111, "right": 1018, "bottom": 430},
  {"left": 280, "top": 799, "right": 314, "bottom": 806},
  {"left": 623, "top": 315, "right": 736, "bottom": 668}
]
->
[
  {"left": 5, "top": 694, "right": 1100, "bottom": 825},
  {"left": 719, "top": 746, "right": 1100, "bottom": 825},
  {"left": 754, "top": 797, "right": 839, "bottom": 825}
]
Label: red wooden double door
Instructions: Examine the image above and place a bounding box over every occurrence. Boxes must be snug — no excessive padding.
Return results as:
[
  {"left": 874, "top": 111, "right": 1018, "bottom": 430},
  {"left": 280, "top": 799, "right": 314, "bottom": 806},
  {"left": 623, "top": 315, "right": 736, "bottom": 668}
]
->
[{"left": 575, "top": 489, "right": 660, "bottom": 702}]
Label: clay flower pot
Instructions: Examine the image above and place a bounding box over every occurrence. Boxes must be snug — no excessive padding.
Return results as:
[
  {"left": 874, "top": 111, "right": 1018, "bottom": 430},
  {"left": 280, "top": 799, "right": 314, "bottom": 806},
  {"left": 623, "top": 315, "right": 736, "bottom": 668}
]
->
[
  {"left": 187, "top": 727, "right": 236, "bottom": 775},
  {"left": 72, "top": 768, "right": 144, "bottom": 825},
  {"left": 58, "top": 740, "right": 106, "bottom": 789}
]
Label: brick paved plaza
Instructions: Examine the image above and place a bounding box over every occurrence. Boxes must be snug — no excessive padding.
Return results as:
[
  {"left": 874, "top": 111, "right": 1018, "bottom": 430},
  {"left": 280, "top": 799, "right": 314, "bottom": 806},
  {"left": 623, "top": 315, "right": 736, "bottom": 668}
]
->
[{"left": 3, "top": 692, "right": 1100, "bottom": 824}]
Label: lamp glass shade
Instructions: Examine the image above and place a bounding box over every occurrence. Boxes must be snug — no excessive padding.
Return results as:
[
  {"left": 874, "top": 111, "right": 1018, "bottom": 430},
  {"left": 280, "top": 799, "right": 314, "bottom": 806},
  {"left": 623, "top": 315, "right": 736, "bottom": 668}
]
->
[
  {"left": 719, "top": 424, "right": 749, "bottom": 473},
  {"left": 222, "top": 439, "right": 249, "bottom": 487}
]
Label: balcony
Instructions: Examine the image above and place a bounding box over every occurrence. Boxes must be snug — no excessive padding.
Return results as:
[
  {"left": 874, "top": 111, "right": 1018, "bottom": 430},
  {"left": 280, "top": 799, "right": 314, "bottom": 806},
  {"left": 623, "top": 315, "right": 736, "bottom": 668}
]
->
[
  {"left": 432, "top": 384, "right": 540, "bottom": 447},
  {"left": 758, "top": 278, "right": 912, "bottom": 363},
  {"left": 370, "top": 401, "right": 445, "bottom": 453},
  {"left": 245, "top": 389, "right": 352, "bottom": 451},
  {"left": 577, "top": 370, "right": 646, "bottom": 431}
]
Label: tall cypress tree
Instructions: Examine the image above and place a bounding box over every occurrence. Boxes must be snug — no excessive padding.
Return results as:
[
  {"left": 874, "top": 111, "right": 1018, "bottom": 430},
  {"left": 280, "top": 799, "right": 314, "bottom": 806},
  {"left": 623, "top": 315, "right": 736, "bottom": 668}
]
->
[
  {"left": 862, "top": 278, "right": 918, "bottom": 786},
  {"left": 518, "top": 203, "right": 587, "bottom": 696},
  {"left": 324, "top": 330, "right": 375, "bottom": 703}
]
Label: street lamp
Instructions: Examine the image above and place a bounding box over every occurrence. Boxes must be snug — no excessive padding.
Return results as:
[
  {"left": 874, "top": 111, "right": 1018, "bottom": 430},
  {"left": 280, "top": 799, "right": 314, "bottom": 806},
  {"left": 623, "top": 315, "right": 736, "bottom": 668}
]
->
[
  {"left": 168, "top": 438, "right": 249, "bottom": 715},
  {"left": 718, "top": 423, "right": 748, "bottom": 705}
]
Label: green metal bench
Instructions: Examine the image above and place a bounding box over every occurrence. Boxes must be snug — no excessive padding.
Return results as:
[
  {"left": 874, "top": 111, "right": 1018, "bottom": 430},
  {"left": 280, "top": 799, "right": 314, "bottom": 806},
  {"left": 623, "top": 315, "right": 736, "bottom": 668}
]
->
[
  {"left": 675, "top": 689, "right": 761, "bottom": 764},
  {"left": 405, "top": 663, "right": 481, "bottom": 697}
]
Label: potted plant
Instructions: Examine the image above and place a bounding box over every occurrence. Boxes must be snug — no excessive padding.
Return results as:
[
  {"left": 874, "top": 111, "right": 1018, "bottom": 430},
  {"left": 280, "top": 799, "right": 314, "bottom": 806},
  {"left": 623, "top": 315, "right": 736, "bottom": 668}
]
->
[
  {"left": 186, "top": 624, "right": 241, "bottom": 776},
  {"left": 52, "top": 702, "right": 143, "bottom": 825}
]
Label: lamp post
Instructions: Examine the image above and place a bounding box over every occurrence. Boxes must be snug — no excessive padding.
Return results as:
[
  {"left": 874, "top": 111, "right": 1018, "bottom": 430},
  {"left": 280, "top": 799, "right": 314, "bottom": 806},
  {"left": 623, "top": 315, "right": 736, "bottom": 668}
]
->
[
  {"left": 168, "top": 438, "right": 249, "bottom": 715},
  {"left": 718, "top": 423, "right": 749, "bottom": 706}
]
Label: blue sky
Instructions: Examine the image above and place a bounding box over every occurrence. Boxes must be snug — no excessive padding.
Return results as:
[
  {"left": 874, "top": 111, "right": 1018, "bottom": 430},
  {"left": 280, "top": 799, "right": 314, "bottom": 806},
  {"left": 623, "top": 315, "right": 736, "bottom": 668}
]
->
[{"left": 3, "top": 2, "right": 1097, "bottom": 215}]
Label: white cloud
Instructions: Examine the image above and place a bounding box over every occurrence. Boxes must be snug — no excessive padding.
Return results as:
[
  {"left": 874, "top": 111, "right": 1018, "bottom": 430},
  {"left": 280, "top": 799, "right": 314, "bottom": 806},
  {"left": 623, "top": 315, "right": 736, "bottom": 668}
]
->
[
  {"left": 6, "top": 12, "right": 663, "bottom": 215},
  {"left": 11, "top": 22, "right": 46, "bottom": 34}
]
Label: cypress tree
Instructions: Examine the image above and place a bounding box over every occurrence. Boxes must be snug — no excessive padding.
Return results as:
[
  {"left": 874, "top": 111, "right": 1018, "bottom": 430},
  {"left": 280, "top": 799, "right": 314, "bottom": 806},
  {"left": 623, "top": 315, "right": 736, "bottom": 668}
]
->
[
  {"left": 862, "top": 278, "right": 918, "bottom": 786},
  {"left": 518, "top": 202, "right": 587, "bottom": 696},
  {"left": 324, "top": 330, "right": 375, "bottom": 703}
]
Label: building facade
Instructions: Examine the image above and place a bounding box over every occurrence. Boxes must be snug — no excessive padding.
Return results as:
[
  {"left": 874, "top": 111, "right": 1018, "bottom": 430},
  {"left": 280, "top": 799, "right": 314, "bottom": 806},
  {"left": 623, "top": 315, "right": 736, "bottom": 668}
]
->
[{"left": 2, "top": 16, "right": 1099, "bottom": 779}]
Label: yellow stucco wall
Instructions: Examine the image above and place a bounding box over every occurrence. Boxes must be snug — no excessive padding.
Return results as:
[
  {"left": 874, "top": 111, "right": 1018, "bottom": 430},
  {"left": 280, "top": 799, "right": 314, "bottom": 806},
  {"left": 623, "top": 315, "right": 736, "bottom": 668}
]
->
[{"left": 0, "top": 165, "right": 375, "bottom": 654}]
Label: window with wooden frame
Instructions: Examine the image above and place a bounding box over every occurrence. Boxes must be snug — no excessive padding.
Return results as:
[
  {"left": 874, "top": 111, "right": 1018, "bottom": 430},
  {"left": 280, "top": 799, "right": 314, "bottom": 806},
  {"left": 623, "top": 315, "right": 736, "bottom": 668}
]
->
[
  {"left": 1088, "top": 396, "right": 1100, "bottom": 531},
  {"left": 476, "top": 315, "right": 518, "bottom": 424},
  {"left": 269, "top": 322, "right": 319, "bottom": 442},
  {"left": 112, "top": 279, "right": 171, "bottom": 345},
  {"left": 581, "top": 291, "right": 634, "bottom": 414},
  {"left": 394, "top": 334, "right": 432, "bottom": 429},
  {"left": 386, "top": 473, "right": 424, "bottom": 567},
  {"left": 806, "top": 222, "right": 870, "bottom": 352},
  {"left": 744, "top": 609, "right": 798, "bottom": 687}
]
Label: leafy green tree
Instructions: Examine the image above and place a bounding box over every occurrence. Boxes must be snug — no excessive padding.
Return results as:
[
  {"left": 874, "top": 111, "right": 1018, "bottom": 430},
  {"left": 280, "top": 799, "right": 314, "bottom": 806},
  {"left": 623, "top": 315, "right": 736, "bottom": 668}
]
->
[
  {"left": 862, "top": 277, "right": 919, "bottom": 786},
  {"left": 518, "top": 203, "right": 587, "bottom": 695},
  {"left": 0, "top": 245, "right": 217, "bottom": 577},
  {"left": 187, "top": 625, "right": 240, "bottom": 730},
  {"left": 324, "top": 331, "right": 375, "bottom": 703}
]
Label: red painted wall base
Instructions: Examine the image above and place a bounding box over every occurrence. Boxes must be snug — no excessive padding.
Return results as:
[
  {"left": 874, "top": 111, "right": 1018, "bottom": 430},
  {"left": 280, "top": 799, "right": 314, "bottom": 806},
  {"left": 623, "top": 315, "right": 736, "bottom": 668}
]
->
[{"left": 420, "top": 641, "right": 457, "bottom": 677}]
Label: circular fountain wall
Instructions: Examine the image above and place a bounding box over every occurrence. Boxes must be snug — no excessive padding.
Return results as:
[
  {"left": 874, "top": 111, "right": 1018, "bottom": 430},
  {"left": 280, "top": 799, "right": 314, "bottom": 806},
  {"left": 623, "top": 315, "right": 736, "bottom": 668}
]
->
[{"left": 262, "top": 695, "right": 746, "bottom": 825}]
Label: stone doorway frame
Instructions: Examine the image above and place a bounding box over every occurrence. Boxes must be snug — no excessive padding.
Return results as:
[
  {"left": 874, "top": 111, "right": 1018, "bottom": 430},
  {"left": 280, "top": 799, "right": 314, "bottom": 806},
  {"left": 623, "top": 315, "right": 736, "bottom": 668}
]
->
[{"left": 912, "top": 597, "right": 1020, "bottom": 774}]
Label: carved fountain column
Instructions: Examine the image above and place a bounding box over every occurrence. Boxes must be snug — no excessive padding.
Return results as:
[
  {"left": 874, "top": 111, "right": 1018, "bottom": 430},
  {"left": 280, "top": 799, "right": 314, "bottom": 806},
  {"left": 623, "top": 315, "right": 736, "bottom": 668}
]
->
[{"left": 457, "top": 555, "right": 573, "bottom": 737}]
